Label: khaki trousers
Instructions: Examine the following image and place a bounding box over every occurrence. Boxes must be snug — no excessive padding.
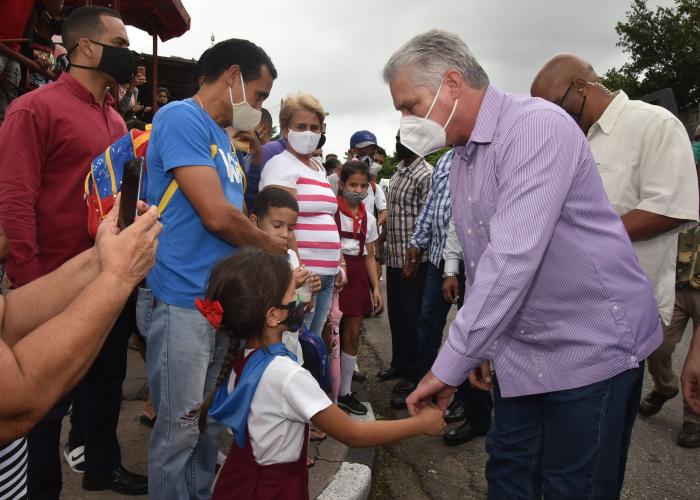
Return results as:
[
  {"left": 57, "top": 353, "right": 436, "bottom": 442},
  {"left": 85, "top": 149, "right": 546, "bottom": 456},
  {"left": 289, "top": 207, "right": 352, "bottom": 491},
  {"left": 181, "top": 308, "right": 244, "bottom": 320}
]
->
[{"left": 647, "top": 286, "right": 700, "bottom": 423}]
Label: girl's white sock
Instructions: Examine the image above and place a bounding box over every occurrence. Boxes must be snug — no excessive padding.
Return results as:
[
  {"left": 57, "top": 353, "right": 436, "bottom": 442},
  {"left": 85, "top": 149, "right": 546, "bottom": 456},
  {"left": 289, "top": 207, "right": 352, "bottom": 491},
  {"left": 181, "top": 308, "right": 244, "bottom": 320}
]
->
[{"left": 340, "top": 351, "right": 356, "bottom": 397}]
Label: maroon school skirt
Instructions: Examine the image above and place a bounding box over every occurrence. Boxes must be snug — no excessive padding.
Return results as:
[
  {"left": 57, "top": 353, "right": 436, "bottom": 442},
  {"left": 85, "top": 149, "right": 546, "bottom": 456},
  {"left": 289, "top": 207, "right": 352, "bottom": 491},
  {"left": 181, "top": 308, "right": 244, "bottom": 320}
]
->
[{"left": 339, "top": 254, "right": 372, "bottom": 317}]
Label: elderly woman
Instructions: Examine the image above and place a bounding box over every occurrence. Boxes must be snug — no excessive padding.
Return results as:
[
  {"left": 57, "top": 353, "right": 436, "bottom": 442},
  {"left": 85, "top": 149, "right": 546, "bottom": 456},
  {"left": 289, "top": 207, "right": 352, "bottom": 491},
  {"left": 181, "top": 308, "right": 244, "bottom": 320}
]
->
[{"left": 260, "top": 93, "right": 343, "bottom": 336}]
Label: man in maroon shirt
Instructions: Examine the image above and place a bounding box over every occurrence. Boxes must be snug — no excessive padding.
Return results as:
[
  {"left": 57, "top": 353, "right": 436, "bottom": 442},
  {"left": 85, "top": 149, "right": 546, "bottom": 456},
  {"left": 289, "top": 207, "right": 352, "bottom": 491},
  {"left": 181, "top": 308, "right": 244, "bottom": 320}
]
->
[{"left": 0, "top": 6, "right": 147, "bottom": 497}]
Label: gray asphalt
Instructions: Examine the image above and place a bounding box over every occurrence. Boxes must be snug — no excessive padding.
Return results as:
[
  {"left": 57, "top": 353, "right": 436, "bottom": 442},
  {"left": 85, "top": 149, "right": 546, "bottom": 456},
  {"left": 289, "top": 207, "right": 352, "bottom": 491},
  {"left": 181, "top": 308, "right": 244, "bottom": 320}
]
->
[{"left": 360, "top": 278, "right": 700, "bottom": 500}]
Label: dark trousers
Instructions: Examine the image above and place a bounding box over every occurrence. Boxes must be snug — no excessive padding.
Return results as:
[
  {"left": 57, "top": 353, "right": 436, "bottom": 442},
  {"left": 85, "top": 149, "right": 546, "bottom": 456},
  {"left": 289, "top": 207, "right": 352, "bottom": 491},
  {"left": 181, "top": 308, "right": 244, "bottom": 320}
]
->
[
  {"left": 485, "top": 364, "right": 644, "bottom": 500},
  {"left": 386, "top": 264, "right": 427, "bottom": 383},
  {"left": 416, "top": 261, "right": 492, "bottom": 427},
  {"left": 27, "top": 297, "right": 136, "bottom": 499}
]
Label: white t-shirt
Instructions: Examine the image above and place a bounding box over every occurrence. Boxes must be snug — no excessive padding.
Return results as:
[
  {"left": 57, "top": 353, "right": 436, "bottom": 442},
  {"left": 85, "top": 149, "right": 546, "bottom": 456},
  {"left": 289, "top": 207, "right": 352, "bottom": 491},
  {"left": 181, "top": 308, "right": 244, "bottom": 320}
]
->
[
  {"left": 363, "top": 182, "right": 387, "bottom": 215},
  {"left": 260, "top": 151, "right": 340, "bottom": 275},
  {"left": 588, "top": 91, "right": 699, "bottom": 324},
  {"left": 282, "top": 249, "right": 304, "bottom": 365},
  {"left": 338, "top": 210, "right": 378, "bottom": 256},
  {"left": 226, "top": 355, "right": 332, "bottom": 465}
]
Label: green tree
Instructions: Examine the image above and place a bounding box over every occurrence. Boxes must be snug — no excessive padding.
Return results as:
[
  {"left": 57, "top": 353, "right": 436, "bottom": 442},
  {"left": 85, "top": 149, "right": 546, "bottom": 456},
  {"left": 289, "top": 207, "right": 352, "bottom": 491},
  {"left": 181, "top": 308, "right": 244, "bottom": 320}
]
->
[
  {"left": 377, "top": 147, "right": 450, "bottom": 180},
  {"left": 601, "top": 0, "right": 700, "bottom": 113}
]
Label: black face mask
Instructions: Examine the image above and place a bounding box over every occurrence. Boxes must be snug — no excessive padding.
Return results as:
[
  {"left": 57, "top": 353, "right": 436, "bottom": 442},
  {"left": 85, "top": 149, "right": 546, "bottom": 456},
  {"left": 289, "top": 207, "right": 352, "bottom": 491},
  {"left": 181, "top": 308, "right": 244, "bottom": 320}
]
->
[
  {"left": 69, "top": 40, "right": 135, "bottom": 85},
  {"left": 395, "top": 140, "right": 413, "bottom": 161}
]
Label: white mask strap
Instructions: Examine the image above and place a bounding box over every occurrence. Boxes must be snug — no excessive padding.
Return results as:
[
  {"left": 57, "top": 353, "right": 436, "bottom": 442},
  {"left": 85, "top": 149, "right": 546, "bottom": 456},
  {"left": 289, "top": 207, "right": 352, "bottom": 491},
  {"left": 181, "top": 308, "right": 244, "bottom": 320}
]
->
[{"left": 424, "top": 75, "right": 445, "bottom": 119}]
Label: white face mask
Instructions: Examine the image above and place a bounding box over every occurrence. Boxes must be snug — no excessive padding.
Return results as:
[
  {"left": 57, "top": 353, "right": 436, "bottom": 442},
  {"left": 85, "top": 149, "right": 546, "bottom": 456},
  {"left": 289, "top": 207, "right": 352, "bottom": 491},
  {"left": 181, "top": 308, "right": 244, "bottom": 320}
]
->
[
  {"left": 229, "top": 73, "right": 262, "bottom": 131},
  {"left": 287, "top": 130, "right": 321, "bottom": 155},
  {"left": 399, "top": 77, "right": 458, "bottom": 157}
]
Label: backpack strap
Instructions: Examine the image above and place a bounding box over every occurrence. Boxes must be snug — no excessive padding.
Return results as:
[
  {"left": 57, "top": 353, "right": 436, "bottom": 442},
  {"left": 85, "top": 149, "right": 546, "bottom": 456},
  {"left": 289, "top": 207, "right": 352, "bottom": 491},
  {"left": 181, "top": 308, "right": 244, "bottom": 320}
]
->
[{"left": 158, "top": 179, "right": 179, "bottom": 215}]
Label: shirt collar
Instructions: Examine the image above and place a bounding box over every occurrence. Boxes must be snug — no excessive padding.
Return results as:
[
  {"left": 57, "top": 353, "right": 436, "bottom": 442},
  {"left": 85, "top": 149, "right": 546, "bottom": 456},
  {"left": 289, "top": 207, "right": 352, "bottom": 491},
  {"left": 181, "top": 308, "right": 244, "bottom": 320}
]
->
[
  {"left": 397, "top": 156, "right": 423, "bottom": 173},
  {"left": 469, "top": 84, "right": 504, "bottom": 144},
  {"left": 591, "top": 90, "right": 628, "bottom": 136},
  {"left": 58, "top": 72, "right": 115, "bottom": 107}
]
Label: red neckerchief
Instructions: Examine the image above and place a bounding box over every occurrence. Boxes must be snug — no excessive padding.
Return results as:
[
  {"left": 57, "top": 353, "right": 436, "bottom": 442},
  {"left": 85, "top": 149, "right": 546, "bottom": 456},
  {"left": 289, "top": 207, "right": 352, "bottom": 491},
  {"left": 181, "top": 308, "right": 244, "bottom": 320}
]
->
[{"left": 337, "top": 194, "right": 366, "bottom": 238}]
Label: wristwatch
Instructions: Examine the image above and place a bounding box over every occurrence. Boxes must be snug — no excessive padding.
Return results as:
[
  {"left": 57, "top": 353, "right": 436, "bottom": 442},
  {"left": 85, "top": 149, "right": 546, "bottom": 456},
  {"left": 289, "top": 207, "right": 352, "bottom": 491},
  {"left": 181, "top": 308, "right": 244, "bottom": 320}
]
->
[{"left": 442, "top": 272, "right": 458, "bottom": 279}]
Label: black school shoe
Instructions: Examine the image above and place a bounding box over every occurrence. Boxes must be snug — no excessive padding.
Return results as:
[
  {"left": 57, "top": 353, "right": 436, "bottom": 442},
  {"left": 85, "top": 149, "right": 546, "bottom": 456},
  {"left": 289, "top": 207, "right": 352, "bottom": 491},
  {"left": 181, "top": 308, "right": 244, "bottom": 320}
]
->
[
  {"left": 677, "top": 422, "right": 700, "bottom": 448},
  {"left": 82, "top": 465, "right": 148, "bottom": 495},
  {"left": 338, "top": 393, "right": 369, "bottom": 415},
  {"left": 377, "top": 367, "right": 402, "bottom": 381},
  {"left": 392, "top": 379, "right": 417, "bottom": 396},
  {"left": 443, "top": 420, "right": 490, "bottom": 446}
]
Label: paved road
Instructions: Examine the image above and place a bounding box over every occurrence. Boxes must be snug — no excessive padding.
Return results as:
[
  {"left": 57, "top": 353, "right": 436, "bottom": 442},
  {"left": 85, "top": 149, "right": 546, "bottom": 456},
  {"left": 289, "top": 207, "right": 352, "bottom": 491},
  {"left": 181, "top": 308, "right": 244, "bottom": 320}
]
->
[{"left": 360, "top": 279, "right": 700, "bottom": 500}]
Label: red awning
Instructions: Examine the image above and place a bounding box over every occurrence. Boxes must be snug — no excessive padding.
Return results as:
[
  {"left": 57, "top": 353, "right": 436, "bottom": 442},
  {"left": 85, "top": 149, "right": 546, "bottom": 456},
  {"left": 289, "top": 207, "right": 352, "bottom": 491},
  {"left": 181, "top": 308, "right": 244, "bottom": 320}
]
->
[{"left": 64, "top": 0, "right": 191, "bottom": 42}]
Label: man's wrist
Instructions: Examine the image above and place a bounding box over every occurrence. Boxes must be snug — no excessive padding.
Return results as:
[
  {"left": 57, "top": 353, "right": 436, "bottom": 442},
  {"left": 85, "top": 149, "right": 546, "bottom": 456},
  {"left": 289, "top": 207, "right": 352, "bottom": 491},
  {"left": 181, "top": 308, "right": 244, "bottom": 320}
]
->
[{"left": 442, "top": 272, "right": 459, "bottom": 280}]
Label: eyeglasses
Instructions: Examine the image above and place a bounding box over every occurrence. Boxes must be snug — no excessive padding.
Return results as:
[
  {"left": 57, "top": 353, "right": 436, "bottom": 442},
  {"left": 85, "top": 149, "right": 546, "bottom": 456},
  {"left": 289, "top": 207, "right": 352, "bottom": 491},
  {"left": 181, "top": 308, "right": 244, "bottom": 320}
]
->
[{"left": 557, "top": 82, "right": 575, "bottom": 107}]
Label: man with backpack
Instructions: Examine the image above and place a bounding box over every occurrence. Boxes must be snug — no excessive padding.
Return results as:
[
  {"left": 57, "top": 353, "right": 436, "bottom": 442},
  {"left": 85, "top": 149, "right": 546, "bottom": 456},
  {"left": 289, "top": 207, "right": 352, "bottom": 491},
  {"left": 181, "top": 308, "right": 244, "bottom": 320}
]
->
[{"left": 0, "top": 6, "right": 147, "bottom": 497}]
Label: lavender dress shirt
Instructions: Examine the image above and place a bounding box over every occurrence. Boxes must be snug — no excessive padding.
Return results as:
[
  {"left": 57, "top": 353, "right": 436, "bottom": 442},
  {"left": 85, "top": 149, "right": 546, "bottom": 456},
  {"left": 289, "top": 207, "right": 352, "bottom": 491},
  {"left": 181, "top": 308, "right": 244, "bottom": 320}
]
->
[{"left": 432, "top": 86, "right": 662, "bottom": 398}]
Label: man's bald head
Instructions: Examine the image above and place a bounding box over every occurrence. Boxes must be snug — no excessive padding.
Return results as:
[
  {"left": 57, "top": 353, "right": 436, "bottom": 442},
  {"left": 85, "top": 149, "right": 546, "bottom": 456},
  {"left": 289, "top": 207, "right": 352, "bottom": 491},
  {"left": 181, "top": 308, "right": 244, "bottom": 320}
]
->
[{"left": 531, "top": 53, "right": 599, "bottom": 103}]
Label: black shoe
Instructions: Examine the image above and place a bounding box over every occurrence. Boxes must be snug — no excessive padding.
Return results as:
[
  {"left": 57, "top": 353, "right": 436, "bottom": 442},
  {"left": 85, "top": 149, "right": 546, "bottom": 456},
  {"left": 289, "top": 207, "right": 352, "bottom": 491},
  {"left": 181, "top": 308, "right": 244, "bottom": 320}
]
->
[
  {"left": 392, "top": 379, "right": 416, "bottom": 396},
  {"left": 338, "top": 393, "right": 369, "bottom": 415},
  {"left": 443, "top": 421, "right": 489, "bottom": 446},
  {"left": 377, "top": 367, "right": 401, "bottom": 381},
  {"left": 82, "top": 465, "right": 148, "bottom": 495},
  {"left": 677, "top": 422, "right": 700, "bottom": 448},
  {"left": 390, "top": 395, "right": 407, "bottom": 409},
  {"left": 444, "top": 400, "right": 467, "bottom": 424},
  {"left": 352, "top": 370, "right": 367, "bottom": 383},
  {"left": 638, "top": 389, "right": 678, "bottom": 417}
]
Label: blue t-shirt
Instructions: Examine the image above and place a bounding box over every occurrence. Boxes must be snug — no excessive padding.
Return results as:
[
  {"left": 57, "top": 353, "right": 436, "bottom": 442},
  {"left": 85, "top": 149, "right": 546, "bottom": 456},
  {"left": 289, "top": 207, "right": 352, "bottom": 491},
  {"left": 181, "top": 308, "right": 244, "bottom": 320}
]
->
[{"left": 146, "top": 99, "right": 245, "bottom": 308}]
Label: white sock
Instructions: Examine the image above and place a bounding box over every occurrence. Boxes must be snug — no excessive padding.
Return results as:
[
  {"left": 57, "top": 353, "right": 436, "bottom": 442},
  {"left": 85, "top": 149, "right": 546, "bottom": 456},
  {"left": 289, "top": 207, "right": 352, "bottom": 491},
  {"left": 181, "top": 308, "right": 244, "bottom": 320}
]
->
[{"left": 340, "top": 351, "right": 356, "bottom": 397}]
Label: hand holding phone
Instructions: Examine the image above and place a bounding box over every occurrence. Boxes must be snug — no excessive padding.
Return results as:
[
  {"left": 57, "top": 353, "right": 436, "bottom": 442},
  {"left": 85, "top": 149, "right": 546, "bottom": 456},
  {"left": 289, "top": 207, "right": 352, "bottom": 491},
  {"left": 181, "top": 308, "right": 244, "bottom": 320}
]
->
[{"left": 118, "top": 157, "right": 145, "bottom": 230}]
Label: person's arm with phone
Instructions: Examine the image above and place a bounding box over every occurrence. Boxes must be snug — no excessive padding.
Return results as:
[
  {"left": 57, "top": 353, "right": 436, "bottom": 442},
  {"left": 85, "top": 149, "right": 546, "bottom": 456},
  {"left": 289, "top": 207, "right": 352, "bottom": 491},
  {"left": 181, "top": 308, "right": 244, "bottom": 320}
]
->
[{"left": 0, "top": 203, "right": 162, "bottom": 441}]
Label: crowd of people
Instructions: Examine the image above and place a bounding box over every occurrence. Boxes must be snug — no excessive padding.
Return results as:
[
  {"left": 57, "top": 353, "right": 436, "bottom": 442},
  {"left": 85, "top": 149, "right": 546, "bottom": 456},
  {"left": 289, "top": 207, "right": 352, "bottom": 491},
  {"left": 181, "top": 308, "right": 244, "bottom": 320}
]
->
[{"left": 1, "top": 3, "right": 700, "bottom": 500}]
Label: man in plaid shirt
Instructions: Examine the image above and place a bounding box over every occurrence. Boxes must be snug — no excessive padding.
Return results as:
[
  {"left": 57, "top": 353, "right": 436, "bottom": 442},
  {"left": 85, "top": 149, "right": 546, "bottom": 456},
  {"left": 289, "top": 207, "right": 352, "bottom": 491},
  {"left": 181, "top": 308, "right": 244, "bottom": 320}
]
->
[
  {"left": 407, "top": 149, "right": 493, "bottom": 444},
  {"left": 379, "top": 131, "right": 433, "bottom": 405}
]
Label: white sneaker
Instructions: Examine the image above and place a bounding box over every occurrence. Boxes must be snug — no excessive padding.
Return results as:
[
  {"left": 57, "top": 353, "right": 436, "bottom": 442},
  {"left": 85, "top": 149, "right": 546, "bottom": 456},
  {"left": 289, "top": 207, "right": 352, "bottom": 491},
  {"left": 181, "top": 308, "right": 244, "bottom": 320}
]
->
[{"left": 63, "top": 444, "right": 86, "bottom": 473}]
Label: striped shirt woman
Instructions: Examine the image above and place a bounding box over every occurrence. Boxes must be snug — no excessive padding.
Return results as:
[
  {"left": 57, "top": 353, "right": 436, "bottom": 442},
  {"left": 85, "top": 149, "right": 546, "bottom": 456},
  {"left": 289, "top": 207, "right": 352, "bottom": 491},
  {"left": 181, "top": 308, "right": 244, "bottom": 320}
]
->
[
  {"left": 0, "top": 438, "right": 27, "bottom": 500},
  {"left": 259, "top": 93, "right": 340, "bottom": 336}
]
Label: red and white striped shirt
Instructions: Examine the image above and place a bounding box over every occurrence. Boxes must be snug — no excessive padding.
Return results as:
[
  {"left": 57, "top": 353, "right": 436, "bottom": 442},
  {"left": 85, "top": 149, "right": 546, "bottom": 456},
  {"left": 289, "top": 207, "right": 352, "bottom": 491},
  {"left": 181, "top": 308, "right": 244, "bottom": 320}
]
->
[{"left": 260, "top": 150, "right": 340, "bottom": 275}]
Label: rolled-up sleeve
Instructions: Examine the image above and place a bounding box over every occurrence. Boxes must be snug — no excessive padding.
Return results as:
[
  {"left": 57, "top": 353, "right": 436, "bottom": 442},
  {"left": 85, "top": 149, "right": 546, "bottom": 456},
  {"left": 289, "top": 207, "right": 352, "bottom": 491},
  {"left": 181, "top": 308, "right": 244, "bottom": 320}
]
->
[{"left": 432, "top": 111, "right": 579, "bottom": 386}]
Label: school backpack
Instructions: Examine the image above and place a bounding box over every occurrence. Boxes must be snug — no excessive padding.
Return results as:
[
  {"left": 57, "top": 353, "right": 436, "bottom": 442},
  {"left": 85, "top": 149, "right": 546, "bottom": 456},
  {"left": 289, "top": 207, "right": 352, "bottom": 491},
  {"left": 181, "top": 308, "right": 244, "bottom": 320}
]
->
[
  {"left": 83, "top": 128, "right": 178, "bottom": 239},
  {"left": 298, "top": 324, "right": 331, "bottom": 392}
]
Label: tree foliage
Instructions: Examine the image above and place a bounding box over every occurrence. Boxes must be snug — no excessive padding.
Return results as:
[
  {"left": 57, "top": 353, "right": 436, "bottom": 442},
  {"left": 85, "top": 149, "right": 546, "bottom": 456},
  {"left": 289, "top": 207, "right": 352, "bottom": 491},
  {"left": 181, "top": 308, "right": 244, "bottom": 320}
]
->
[
  {"left": 377, "top": 147, "right": 450, "bottom": 179},
  {"left": 601, "top": 0, "right": 700, "bottom": 113}
]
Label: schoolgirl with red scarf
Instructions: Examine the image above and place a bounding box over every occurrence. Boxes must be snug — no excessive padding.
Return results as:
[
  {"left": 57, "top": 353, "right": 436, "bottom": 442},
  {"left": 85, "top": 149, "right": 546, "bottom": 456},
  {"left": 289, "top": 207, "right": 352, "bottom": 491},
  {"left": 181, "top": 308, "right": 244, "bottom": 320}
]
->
[{"left": 334, "top": 161, "right": 383, "bottom": 416}]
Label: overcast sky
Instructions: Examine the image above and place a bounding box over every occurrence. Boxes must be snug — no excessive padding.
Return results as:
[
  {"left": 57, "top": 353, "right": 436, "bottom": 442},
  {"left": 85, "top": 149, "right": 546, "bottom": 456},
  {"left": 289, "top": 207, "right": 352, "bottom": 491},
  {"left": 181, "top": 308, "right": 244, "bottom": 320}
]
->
[{"left": 126, "top": 0, "right": 672, "bottom": 158}]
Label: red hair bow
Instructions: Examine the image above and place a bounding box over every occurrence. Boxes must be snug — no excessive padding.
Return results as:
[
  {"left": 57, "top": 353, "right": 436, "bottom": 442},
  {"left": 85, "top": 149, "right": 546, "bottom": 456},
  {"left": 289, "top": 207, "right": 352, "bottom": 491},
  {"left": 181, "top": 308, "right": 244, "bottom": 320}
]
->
[{"left": 195, "top": 297, "right": 223, "bottom": 329}]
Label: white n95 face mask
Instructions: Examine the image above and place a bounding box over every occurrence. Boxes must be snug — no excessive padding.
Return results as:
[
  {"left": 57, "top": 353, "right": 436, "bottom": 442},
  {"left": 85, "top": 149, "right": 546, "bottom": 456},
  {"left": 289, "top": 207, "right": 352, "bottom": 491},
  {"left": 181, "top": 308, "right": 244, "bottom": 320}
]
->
[
  {"left": 229, "top": 73, "right": 262, "bottom": 131},
  {"left": 399, "top": 77, "right": 458, "bottom": 157},
  {"left": 287, "top": 130, "right": 322, "bottom": 155}
]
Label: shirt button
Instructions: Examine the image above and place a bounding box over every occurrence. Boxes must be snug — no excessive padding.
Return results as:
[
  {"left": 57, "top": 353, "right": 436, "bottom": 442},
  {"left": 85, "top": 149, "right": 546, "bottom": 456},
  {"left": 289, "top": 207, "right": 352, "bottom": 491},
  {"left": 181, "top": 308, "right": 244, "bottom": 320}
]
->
[
  {"left": 538, "top": 373, "right": 543, "bottom": 378},
  {"left": 612, "top": 305, "right": 619, "bottom": 311},
  {"left": 479, "top": 221, "right": 483, "bottom": 225},
  {"left": 630, "top": 355, "right": 636, "bottom": 362},
  {"left": 467, "top": 196, "right": 472, "bottom": 201},
  {"left": 520, "top": 329, "right": 525, "bottom": 334},
  {"left": 467, "top": 229, "right": 472, "bottom": 235},
  {"left": 470, "top": 261, "right": 475, "bottom": 267}
]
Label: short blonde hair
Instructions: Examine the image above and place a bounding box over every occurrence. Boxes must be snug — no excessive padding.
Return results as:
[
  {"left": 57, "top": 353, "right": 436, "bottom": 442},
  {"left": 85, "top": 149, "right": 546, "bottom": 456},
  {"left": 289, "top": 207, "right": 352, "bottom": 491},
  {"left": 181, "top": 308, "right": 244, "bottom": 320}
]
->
[{"left": 279, "top": 93, "right": 325, "bottom": 130}]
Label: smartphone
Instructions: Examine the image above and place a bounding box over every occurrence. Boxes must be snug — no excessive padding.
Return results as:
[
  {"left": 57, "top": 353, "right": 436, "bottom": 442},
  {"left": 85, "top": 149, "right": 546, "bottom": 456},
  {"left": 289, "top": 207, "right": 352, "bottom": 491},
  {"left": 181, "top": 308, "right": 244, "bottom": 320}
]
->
[
  {"left": 136, "top": 65, "right": 146, "bottom": 78},
  {"left": 118, "top": 157, "right": 144, "bottom": 230}
]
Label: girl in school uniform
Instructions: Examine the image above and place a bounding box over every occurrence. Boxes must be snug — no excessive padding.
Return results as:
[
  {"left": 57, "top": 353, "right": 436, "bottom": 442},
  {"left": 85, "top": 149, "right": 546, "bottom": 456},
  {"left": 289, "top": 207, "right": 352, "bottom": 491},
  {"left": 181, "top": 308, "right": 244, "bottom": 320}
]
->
[
  {"left": 334, "top": 161, "right": 383, "bottom": 416},
  {"left": 195, "top": 249, "right": 445, "bottom": 500}
]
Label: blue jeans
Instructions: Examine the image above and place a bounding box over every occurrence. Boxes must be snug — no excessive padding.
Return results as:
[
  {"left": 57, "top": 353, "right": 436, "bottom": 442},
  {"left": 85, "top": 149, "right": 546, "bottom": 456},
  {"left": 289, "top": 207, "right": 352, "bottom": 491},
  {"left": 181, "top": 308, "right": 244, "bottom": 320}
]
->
[
  {"left": 137, "top": 288, "right": 229, "bottom": 500},
  {"left": 485, "top": 363, "right": 645, "bottom": 500},
  {"left": 304, "top": 273, "right": 335, "bottom": 336},
  {"left": 417, "top": 261, "right": 492, "bottom": 426}
]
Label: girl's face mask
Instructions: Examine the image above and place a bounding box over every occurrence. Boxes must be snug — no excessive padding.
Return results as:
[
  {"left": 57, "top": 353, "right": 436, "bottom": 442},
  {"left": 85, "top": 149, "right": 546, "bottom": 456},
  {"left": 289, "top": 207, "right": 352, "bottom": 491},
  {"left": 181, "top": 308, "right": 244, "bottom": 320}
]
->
[{"left": 277, "top": 298, "right": 305, "bottom": 332}]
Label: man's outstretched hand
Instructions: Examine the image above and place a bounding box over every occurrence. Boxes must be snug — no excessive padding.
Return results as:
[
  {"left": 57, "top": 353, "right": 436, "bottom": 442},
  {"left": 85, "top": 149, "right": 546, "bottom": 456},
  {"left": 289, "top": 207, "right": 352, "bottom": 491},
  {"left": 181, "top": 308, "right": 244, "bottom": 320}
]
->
[{"left": 405, "top": 371, "right": 455, "bottom": 416}]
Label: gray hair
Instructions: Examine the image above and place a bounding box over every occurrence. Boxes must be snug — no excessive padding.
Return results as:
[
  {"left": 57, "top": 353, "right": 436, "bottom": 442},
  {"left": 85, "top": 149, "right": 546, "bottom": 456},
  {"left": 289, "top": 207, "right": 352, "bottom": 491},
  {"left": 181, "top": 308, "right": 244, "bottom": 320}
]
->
[{"left": 383, "top": 30, "right": 489, "bottom": 92}]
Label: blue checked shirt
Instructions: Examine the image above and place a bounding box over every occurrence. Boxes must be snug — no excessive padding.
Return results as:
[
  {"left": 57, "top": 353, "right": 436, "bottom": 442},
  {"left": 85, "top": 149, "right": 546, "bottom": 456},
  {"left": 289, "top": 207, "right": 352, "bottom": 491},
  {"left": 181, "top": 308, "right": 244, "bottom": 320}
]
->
[{"left": 409, "top": 149, "right": 455, "bottom": 267}]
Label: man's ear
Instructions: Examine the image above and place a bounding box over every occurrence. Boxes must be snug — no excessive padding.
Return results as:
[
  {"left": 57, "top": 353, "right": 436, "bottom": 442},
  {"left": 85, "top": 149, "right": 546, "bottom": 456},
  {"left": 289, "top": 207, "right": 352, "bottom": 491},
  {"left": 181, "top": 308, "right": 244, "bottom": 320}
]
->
[
  {"left": 574, "top": 76, "right": 590, "bottom": 95},
  {"left": 250, "top": 213, "right": 258, "bottom": 225},
  {"left": 226, "top": 65, "right": 241, "bottom": 87}
]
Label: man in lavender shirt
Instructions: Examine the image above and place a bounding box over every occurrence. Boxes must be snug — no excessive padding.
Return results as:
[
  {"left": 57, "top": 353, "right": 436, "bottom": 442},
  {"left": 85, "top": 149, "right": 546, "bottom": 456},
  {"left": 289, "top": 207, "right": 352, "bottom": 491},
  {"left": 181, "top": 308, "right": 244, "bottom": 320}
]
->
[{"left": 384, "top": 30, "right": 662, "bottom": 499}]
